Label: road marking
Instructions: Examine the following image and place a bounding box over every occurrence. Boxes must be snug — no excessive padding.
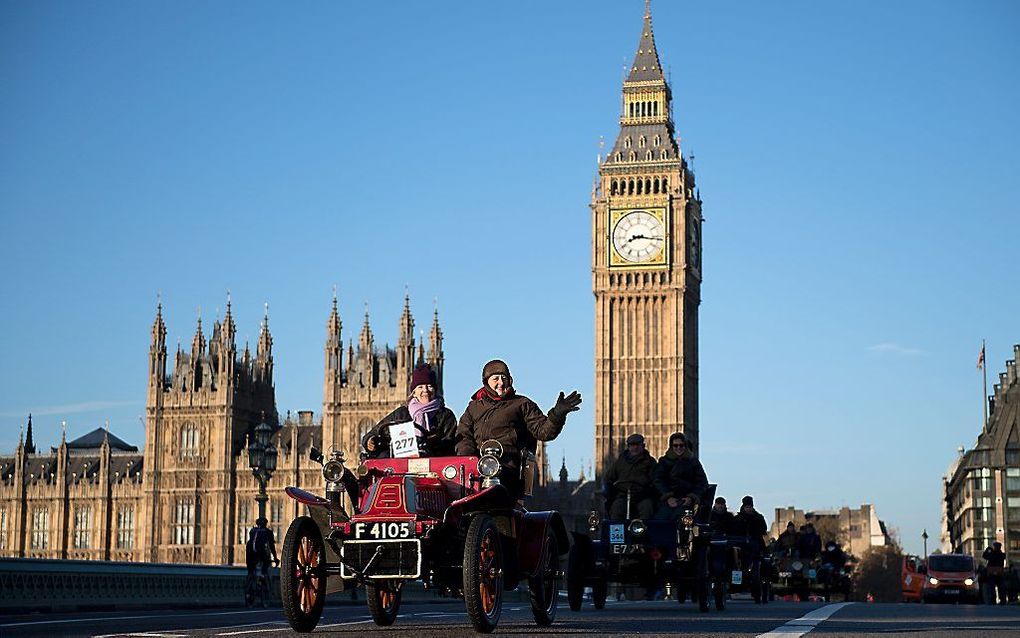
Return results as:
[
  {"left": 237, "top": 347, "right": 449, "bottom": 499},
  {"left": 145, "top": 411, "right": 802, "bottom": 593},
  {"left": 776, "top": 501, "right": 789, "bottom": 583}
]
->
[{"left": 756, "top": 602, "right": 852, "bottom": 638}]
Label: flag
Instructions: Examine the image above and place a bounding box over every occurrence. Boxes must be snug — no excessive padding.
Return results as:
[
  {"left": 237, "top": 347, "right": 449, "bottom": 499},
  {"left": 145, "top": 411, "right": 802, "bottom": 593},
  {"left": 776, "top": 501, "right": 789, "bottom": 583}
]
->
[{"left": 977, "top": 343, "right": 985, "bottom": 370}]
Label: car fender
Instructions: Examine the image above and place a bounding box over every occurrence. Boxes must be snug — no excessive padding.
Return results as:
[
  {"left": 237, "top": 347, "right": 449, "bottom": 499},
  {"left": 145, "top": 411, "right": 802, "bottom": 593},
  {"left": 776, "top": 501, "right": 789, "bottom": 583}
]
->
[
  {"left": 441, "top": 484, "right": 512, "bottom": 527},
  {"left": 518, "top": 510, "right": 571, "bottom": 577},
  {"left": 285, "top": 486, "right": 329, "bottom": 509}
]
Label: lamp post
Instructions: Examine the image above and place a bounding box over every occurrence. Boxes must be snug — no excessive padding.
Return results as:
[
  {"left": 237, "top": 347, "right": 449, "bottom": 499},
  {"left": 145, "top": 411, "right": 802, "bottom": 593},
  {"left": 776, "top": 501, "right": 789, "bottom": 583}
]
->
[
  {"left": 247, "top": 418, "right": 278, "bottom": 522},
  {"left": 922, "top": 529, "right": 929, "bottom": 558}
]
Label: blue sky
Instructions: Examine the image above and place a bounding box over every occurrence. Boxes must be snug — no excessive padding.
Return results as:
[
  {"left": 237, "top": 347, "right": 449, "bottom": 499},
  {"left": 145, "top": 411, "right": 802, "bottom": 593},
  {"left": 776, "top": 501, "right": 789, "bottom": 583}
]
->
[{"left": 1, "top": 1, "right": 1018, "bottom": 557}]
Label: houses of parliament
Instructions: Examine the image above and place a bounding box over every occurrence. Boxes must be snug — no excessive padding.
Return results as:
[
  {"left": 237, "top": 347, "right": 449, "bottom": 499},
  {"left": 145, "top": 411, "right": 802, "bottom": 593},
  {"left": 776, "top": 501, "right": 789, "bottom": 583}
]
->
[{"left": 0, "top": 2, "right": 701, "bottom": 564}]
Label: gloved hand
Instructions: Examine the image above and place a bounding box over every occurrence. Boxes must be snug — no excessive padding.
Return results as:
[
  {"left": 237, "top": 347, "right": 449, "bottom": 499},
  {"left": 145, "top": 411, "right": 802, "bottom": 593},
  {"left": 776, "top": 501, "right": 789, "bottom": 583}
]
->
[{"left": 550, "top": 390, "right": 582, "bottom": 421}]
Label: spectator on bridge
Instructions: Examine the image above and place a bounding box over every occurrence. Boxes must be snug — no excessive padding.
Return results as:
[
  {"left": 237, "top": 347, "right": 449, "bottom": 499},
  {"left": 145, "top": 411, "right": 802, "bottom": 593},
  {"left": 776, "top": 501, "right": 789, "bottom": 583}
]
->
[
  {"left": 603, "top": 433, "right": 657, "bottom": 520},
  {"left": 652, "top": 431, "right": 709, "bottom": 520},
  {"left": 983, "top": 541, "right": 1007, "bottom": 604},
  {"left": 363, "top": 364, "right": 458, "bottom": 458},
  {"left": 245, "top": 517, "right": 278, "bottom": 606}
]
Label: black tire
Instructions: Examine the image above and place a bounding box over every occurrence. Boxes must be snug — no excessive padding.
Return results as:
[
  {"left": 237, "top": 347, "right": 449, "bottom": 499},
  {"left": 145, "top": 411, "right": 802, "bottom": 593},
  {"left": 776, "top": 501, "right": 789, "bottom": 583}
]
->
[
  {"left": 592, "top": 577, "right": 608, "bottom": 609},
  {"left": 281, "top": 516, "right": 327, "bottom": 633},
  {"left": 529, "top": 527, "right": 559, "bottom": 626},
  {"left": 463, "top": 515, "right": 503, "bottom": 633},
  {"left": 366, "top": 581, "right": 402, "bottom": 626},
  {"left": 675, "top": 582, "right": 688, "bottom": 604},
  {"left": 566, "top": 543, "right": 585, "bottom": 612}
]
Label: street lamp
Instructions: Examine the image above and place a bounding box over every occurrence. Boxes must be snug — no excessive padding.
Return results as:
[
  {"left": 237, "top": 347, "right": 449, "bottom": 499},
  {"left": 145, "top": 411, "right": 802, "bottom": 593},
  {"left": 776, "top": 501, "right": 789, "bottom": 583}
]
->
[
  {"left": 922, "top": 529, "right": 929, "bottom": 558},
  {"left": 248, "top": 418, "right": 278, "bottom": 522}
]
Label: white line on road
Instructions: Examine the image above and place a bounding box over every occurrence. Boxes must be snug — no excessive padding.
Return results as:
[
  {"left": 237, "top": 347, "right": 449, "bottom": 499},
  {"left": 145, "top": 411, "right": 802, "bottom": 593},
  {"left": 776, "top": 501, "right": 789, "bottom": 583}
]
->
[
  {"left": 756, "top": 602, "right": 853, "bottom": 638},
  {"left": 0, "top": 609, "right": 278, "bottom": 629}
]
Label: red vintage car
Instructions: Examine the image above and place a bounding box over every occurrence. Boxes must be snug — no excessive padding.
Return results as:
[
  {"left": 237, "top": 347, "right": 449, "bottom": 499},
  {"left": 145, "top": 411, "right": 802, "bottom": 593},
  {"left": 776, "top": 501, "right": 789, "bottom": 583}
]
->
[{"left": 279, "top": 439, "right": 569, "bottom": 633}]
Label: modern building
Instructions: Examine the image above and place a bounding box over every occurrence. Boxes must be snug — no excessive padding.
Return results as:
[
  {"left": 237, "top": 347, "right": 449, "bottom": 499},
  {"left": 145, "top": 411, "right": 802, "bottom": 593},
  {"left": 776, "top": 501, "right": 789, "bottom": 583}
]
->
[
  {"left": 943, "top": 344, "right": 1020, "bottom": 558},
  {"left": 0, "top": 295, "right": 448, "bottom": 564},
  {"left": 772, "top": 504, "right": 891, "bottom": 557},
  {"left": 593, "top": 2, "right": 703, "bottom": 479}
]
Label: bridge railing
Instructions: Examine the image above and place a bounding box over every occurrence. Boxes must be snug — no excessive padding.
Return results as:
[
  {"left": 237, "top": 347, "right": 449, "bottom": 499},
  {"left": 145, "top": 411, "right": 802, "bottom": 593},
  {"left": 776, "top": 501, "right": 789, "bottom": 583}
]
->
[{"left": 0, "top": 557, "right": 278, "bottom": 612}]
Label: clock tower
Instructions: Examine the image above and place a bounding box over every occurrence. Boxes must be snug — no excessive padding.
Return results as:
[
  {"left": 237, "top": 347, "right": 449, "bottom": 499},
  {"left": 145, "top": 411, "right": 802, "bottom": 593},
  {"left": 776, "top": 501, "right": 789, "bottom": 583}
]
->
[{"left": 593, "top": 1, "right": 703, "bottom": 479}]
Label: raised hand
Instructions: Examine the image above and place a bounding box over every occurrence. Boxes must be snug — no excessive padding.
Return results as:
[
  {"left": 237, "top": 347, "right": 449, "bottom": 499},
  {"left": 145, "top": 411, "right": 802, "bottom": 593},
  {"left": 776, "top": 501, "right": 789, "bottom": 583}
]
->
[{"left": 551, "top": 390, "right": 582, "bottom": 421}]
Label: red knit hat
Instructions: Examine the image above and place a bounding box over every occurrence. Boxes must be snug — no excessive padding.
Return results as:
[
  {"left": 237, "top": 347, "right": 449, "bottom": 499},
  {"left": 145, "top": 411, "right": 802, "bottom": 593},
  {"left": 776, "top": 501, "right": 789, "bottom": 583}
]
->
[{"left": 410, "top": 365, "right": 437, "bottom": 390}]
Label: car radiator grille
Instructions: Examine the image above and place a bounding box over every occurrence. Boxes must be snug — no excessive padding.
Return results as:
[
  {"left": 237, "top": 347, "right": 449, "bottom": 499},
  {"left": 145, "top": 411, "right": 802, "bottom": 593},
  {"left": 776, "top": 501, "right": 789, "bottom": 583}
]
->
[{"left": 340, "top": 540, "right": 421, "bottom": 579}]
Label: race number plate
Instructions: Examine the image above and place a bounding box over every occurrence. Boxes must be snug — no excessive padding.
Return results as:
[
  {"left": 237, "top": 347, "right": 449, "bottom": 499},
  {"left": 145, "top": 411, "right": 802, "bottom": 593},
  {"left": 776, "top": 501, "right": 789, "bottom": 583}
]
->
[
  {"left": 808, "top": 568, "right": 817, "bottom": 579},
  {"left": 353, "top": 521, "right": 413, "bottom": 540},
  {"left": 388, "top": 421, "right": 419, "bottom": 458},
  {"left": 731, "top": 570, "right": 743, "bottom": 585},
  {"left": 609, "top": 524, "right": 625, "bottom": 544}
]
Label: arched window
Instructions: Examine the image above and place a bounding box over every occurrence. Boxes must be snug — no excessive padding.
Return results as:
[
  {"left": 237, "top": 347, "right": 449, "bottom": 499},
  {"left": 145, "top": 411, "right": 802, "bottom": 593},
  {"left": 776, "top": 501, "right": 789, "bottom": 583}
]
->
[
  {"left": 646, "top": 152, "right": 652, "bottom": 161},
  {"left": 629, "top": 151, "right": 636, "bottom": 161},
  {"left": 661, "top": 150, "right": 668, "bottom": 160},
  {"left": 654, "top": 178, "right": 660, "bottom": 194},
  {"left": 653, "top": 101, "right": 658, "bottom": 116},
  {"left": 616, "top": 152, "right": 622, "bottom": 162},
  {"left": 654, "top": 135, "right": 661, "bottom": 146},
  {"left": 628, "top": 179, "right": 635, "bottom": 195},
  {"left": 638, "top": 136, "right": 646, "bottom": 148},
  {"left": 180, "top": 423, "right": 198, "bottom": 459},
  {"left": 624, "top": 137, "right": 631, "bottom": 149},
  {"left": 662, "top": 177, "right": 668, "bottom": 191},
  {"left": 610, "top": 180, "right": 617, "bottom": 195}
]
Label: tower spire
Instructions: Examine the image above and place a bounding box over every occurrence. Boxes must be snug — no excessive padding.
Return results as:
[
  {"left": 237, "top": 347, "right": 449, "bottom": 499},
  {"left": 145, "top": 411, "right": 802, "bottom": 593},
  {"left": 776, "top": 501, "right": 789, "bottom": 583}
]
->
[
  {"left": 628, "top": 0, "right": 665, "bottom": 83},
  {"left": 25, "top": 413, "right": 36, "bottom": 454}
]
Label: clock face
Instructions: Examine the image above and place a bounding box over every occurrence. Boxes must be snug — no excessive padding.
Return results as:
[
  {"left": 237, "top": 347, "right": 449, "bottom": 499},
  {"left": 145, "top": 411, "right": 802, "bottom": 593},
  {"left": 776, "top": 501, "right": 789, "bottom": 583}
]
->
[{"left": 612, "top": 210, "right": 665, "bottom": 263}]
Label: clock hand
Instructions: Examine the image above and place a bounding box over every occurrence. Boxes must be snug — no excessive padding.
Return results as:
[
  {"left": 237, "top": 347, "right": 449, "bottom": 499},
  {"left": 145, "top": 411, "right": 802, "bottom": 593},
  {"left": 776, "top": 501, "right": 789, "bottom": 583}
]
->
[{"left": 626, "top": 234, "right": 664, "bottom": 244}]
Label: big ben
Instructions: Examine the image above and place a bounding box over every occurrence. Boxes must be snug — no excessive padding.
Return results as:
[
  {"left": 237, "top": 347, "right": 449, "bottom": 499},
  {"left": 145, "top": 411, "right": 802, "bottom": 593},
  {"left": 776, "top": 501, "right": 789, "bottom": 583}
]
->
[{"left": 593, "top": 1, "right": 702, "bottom": 479}]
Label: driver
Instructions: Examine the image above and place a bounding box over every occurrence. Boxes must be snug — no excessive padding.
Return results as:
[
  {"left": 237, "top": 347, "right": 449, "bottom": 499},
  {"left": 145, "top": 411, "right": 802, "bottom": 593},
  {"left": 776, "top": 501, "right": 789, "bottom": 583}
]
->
[
  {"left": 455, "top": 359, "right": 581, "bottom": 497},
  {"left": 652, "top": 431, "right": 709, "bottom": 520},
  {"left": 362, "top": 364, "right": 458, "bottom": 458}
]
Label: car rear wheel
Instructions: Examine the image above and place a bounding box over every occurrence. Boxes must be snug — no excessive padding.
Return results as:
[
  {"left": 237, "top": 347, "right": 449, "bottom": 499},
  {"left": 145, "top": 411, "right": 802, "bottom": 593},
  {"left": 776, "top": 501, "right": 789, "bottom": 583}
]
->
[
  {"left": 463, "top": 515, "right": 503, "bottom": 633},
  {"left": 281, "top": 516, "right": 327, "bottom": 633},
  {"left": 366, "top": 580, "right": 402, "bottom": 626},
  {"left": 529, "top": 527, "right": 559, "bottom": 626},
  {"left": 566, "top": 541, "right": 588, "bottom": 611},
  {"left": 592, "top": 577, "right": 608, "bottom": 609}
]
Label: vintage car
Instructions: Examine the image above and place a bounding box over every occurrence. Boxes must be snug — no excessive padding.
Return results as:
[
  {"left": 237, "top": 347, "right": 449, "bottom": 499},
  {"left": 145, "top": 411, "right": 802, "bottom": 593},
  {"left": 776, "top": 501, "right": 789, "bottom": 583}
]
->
[
  {"left": 708, "top": 533, "right": 770, "bottom": 605},
  {"left": 566, "top": 485, "right": 719, "bottom": 611},
  {"left": 773, "top": 554, "right": 820, "bottom": 601},
  {"left": 278, "top": 434, "right": 569, "bottom": 634}
]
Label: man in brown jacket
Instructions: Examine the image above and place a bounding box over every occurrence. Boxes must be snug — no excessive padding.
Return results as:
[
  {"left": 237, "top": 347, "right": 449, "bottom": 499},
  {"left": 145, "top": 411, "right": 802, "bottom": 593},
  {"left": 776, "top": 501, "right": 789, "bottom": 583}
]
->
[{"left": 456, "top": 359, "right": 581, "bottom": 496}]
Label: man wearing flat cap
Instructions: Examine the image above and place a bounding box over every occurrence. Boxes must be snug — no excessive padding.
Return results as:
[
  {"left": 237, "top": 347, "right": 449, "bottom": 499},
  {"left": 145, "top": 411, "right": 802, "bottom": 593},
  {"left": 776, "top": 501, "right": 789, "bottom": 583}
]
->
[
  {"left": 603, "top": 433, "right": 657, "bottom": 520},
  {"left": 456, "top": 359, "right": 582, "bottom": 497}
]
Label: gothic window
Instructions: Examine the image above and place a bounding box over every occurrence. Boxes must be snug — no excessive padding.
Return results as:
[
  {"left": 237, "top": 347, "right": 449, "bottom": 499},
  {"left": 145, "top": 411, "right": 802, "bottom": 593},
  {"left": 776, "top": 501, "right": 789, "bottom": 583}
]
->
[
  {"left": 638, "top": 136, "right": 645, "bottom": 148},
  {"left": 628, "top": 102, "right": 634, "bottom": 117},
  {"left": 611, "top": 180, "right": 618, "bottom": 195},
  {"left": 654, "top": 135, "right": 661, "bottom": 146},
  {"left": 653, "top": 101, "right": 658, "bottom": 116},
  {"left": 624, "top": 137, "right": 631, "bottom": 149},
  {"left": 628, "top": 179, "right": 635, "bottom": 195},
  {"left": 31, "top": 507, "right": 49, "bottom": 550},
  {"left": 661, "top": 150, "right": 668, "bottom": 160},
  {"left": 237, "top": 501, "right": 250, "bottom": 545},
  {"left": 271, "top": 498, "right": 284, "bottom": 540},
  {"left": 629, "top": 151, "right": 636, "bottom": 162},
  {"left": 646, "top": 151, "right": 653, "bottom": 161},
  {"left": 73, "top": 505, "right": 92, "bottom": 549},
  {"left": 117, "top": 505, "right": 135, "bottom": 550},
  {"left": 636, "top": 179, "right": 643, "bottom": 195},
  {"left": 615, "top": 152, "right": 622, "bottom": 162},
  {"left": 0, "top": 507, "right": 7, "bottom": 550},
  {"left": 180, "top": 423, "right": 199, "bottom": 459},
  {"left": 173, "top": 497, "right": 195, "bottom": 545},
  {"left": 662, "top": 177, "right": 668, "bottom": 191}
]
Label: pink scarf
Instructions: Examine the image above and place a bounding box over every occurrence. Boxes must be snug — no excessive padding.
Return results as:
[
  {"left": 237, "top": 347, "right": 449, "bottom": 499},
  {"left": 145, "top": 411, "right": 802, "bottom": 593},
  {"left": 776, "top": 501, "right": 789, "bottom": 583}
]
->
[{"left": 408, "top": 397, "right": 444, "bottom": 430}]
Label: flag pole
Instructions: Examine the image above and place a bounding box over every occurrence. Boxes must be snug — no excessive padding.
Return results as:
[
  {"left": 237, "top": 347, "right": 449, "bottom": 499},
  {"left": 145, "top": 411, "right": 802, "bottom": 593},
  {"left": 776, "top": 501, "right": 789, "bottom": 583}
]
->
[{"left": 982, "top": 339, "right": 988, "bottom": 431}]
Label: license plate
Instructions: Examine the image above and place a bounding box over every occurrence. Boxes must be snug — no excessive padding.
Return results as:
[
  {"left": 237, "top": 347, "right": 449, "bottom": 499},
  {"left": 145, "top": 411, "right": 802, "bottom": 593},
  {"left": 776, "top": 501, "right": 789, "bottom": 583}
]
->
[
  {"left": 609, "top": 524, "right": 625, "bottom": 544},
  {"left": 353, "top": 521, "right": 413, "bottom": 540},
  {"left": 944, "top": 588, "right": 960, "bottom": 594},
  {"left": 610, "top": 544, "right": 645, "bottom": 555},
  {"left": 731, "top": 570, "right": 743, "bottom": 585}
]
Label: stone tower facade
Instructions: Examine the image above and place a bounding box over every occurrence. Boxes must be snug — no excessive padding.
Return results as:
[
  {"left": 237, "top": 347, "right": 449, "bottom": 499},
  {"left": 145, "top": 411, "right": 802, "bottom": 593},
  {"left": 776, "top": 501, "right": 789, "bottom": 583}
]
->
[
  {"left": 142, "top": 299, "right": 277, "bottom": 564},
  {"left": 322, "top": 294, "right": 445, "bottom": 458},
  {"left": 592, "top": 3, "right": 703, "bottom": 479}
]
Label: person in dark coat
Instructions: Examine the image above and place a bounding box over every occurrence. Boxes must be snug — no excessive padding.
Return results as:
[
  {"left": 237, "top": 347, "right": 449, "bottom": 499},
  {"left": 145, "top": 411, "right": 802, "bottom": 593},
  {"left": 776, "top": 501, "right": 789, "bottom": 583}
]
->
[
  {"left": 362, "top": 364, "right": 458, "bottom": 458},
  {"left": 778, "top": 522, "right": 799, "bottom": 556},
  {"left": 603, "top": 433, "right": 657, "bottom": 520},
  {"left": 456, "top": 359, "right": 581, "bottom": 496},
  {"left": 983, "top": 541, "right": 1007, "bottom": 604},
  {"left": 709, "top": 497, "right": 736, "bottom": 534},
  {"left": 733, "top": 495, "right": 769, "bottom": 544},
  {"left": 797, "top": 523, "right": 822, "bottom": 560},
  {"left": 652, "top": 431, "right": 709, "bottom": 520}
]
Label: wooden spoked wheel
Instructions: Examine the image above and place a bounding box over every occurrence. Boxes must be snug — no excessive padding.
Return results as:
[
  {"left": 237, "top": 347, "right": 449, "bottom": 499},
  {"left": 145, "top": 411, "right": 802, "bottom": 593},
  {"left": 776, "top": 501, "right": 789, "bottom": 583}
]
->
[
  {"left": 281, "top": 517, "right": 327, "bottom": 633},
  {"left": 367, "top": 580, "right": 402, "bottom": 626},
  {"left": 464, "top": 515, "right": 503, "bottom": 633}
]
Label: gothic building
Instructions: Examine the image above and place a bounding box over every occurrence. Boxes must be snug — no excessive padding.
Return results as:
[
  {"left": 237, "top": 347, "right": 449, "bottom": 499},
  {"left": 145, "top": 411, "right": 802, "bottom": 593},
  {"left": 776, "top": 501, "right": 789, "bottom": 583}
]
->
[
  {"left": 944, "top": 344, "right": 1020, "bottom": 558},
  {"left": 593, "top": 3, "right": 703, "bottom": 478},
  {"left": 0, "top": 294, "right": 445, "bottom": 564}
]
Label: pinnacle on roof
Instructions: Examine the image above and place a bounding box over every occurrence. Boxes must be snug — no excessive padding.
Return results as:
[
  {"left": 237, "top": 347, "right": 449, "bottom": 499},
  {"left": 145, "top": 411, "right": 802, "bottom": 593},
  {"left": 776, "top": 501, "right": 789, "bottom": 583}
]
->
[
  {"left": 257, "top": 302, "right": 273, "bottom": 359},
  {"left": 627, "top": 0, "right": 666, "bottom": 84},
  {"left": 25, "top": 413, "right": 36, "bottom": 454},
  {"left": 326, "top": 289, "right": 342, "bottom": 343}
]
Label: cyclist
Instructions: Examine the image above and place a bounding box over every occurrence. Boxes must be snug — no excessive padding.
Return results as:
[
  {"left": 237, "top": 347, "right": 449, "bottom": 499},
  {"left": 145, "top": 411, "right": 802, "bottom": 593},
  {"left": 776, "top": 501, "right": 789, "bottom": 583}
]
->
[{"left": 245, "top": 517, "right": 278, "bottom": 607}]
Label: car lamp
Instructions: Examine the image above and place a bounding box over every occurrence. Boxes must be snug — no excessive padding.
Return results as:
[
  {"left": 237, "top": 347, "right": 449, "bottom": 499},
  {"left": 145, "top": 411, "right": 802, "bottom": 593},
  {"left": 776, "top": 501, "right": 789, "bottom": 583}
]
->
[
  {"left": 681, "top": 514, "right": 695, "bottom": 527},
  {"left": 587, "top": 511, "right": 601, "bottom": 530},
  {"left": 928, "top": 577, "right": 938, "bottom": 585},
  {"left": 478, "top": 455, "right": 501, "bottom": 478},
  {"left": 964, "top": 578, "right": 974, "bottom": 586},
  {"left": 629, "top": 519, "right": 647, "bottom": 536},
  {"left": 442, "top": 465, "right": 458, "bottom": 480},
  {"left": 322, "top": 460, "right": 345, "bottom": 483}
]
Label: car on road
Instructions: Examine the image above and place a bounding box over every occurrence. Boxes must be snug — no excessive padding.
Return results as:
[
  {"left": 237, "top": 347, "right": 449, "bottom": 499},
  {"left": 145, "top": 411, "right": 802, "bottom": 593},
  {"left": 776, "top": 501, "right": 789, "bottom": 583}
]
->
[
  {"left": 921, "top": 553, "right": 980, "bottom": 604},
  {"left": 279, "top": 438, "right": 569, "bottom": 633}
]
